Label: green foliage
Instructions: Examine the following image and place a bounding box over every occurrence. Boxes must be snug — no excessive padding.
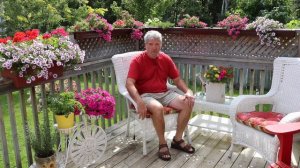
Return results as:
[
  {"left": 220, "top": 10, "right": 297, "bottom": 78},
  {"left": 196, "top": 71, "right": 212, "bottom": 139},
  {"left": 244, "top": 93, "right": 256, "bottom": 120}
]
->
[
  {"left": 47, "top": 91, "right": 84, "bottom": 116},
  {"left": 261, "top": 6, "right": 291, "bottom": 24},
  {"left": 29, "top": 120, "right": 57, "bottom": 158},
  {"left": 145, "top": 18, "right": 174, "bottom": 28},
  {"left": 110, "top": 1, "right": 123, "bottom": 20},
  {"left": 0, "top": 0, "right": 105, "bottom": 36},
  {"left": 285, "top": 20, "right": 300, "bottom": 29},
  {"left": 230, "top": 0, "right": 295, "bottom": 23}
]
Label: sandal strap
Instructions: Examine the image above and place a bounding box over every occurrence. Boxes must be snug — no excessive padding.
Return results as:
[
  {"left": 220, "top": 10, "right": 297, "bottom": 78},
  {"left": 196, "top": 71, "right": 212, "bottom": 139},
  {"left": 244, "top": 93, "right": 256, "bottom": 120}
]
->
[
  {"left": 173, "top": 138, "right": 185, "bottom": 145},
  {"left": 159, "top": 144, "right": 168, "bottom": 149},
  {"left": 183, "top": 144, "right": 192, "bottom": 150}
]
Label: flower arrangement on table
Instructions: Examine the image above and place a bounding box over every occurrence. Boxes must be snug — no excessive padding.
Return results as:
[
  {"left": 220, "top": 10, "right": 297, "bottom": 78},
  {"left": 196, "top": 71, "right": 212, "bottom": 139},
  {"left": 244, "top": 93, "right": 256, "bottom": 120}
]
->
[
  {"left": 246, "top": 16, "right": 283, "bottom": 47},
  {"left": 204, "top": 65, "right": 233, "bottom": 83},
  {"left": 112, "top": 11, "right": 144, "bottom": 40},
  {"left": 177, "top": 15, "right": 207, "bottom": 28},
  {"left": 75, "top": 88, "right": 116, "bottom": 119},
  {"left": 0, "top": 28, "right": 85, "bottom": 87},
  {"left": 217, "top": 14, "right": 248, "bottom": 40},
  {"left": 70, "top": 13, "right": 113, "bottom": 42}
]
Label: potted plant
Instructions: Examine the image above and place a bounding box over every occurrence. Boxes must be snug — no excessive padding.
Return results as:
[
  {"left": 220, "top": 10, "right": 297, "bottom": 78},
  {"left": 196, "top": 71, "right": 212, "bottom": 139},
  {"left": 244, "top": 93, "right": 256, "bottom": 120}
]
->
[
  {"left": 217, "top": 14, "right": 248, "bottom": 40},
  {"left": 177, "top": 15, "right": 207, "bottom": 28},
  {"left": 70, "top": 12, "right": 114, "bottom": 42},
  {"left": 246, "top": 16, "right": 283, "bottom": 47},
  {"left": 112, "top": 10, "right": 144, "bottom": 40},
  {"left": 0, "top": 28, "right": 85, "bottom": 88},
  {"left": 47, "top": 91, "right": 84, "bottom": 129},
  {"left": 203, "top": 65, "right": 233, "bottom": 103},
  {"left": 29, "top": 121, "right": 57, "bottom": 168},
  {"left": 75, "top": 88, "right": 116, "bottom": 120}
]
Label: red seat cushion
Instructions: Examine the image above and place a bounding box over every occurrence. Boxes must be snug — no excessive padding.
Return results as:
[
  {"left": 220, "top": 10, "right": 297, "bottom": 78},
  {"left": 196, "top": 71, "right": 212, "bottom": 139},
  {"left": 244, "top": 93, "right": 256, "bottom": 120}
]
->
[
  {"left": 130, "top": 104, "right": 178, "bottom": 118},
  {"left": 236, "top": 111, "right": 284, "bottom": 135}
]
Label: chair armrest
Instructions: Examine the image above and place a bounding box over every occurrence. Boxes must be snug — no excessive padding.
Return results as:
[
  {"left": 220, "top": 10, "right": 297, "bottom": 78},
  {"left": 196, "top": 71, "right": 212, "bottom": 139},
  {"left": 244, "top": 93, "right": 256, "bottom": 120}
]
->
[
  {"left": 120, "top": 91, "right": 137, "bottom": 109},
  {"left": 229, "top": 94, "right": 274, "bottom": 119},
  {"left": 280, "top": 112, "right": 300, "bottom": 124}
]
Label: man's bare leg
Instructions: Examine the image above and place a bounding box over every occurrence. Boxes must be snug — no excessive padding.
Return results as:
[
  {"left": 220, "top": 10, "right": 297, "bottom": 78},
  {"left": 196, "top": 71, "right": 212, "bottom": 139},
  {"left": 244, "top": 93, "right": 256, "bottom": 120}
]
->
[
  {"left": 168, "top": 95, "right": 193, "bottom": 148},
  {"left": 146, "top": 99, "right": 170, "bottom": 159}
]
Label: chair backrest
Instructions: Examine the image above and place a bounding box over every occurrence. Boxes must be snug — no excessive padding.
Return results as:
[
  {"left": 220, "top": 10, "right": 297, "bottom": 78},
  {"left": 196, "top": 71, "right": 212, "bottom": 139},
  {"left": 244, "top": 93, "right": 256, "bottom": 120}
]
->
[
  {"left": 269, "top": 57, "right": 300, "bottom": 114},
  {"left": 111, "top": 51, "right": 143, "bottom": 95}
]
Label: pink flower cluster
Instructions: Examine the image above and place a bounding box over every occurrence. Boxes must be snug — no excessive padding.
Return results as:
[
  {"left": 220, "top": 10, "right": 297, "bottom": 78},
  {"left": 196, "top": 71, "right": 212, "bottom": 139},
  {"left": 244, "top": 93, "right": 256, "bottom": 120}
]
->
[
  {"left": 131, "top": 29, "right": 143, "bottom": 40},
  {"left": 84, "top": 13, "right": 113, "bottom": 42},
  {"left": 113, "top": 20, "right": 126, "bottom": 28},
  {"left": 112, "top": 18, "right": 144, "bottom": 40},
  {"left": 177, "top": 16, "right": 207, "bottom": 28},
  {"left": 217, "top": 15, "right": 248, "bottom": 40},
  {"left": 75, "top": 88, "right": 116, "bottom": 119}
]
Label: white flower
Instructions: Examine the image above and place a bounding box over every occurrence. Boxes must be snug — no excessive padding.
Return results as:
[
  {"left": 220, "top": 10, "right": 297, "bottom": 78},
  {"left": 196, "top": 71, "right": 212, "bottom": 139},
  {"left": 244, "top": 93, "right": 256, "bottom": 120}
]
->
[{"left": 246, "top": 16, "right": 283, "bottom": 47}]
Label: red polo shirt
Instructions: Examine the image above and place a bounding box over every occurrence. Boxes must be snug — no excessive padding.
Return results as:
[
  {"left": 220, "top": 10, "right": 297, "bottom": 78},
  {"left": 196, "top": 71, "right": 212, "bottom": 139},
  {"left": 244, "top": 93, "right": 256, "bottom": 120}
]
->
[{"left": 127, "top": 51, "right": 179, "bottom": 94}]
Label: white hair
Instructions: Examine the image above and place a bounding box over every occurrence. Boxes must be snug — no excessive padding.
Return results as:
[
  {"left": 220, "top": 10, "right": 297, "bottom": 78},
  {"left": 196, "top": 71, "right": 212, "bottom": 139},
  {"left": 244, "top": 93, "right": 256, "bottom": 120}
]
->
[{"left": 144, "top": 30, "right": 162, "bottom": 44}]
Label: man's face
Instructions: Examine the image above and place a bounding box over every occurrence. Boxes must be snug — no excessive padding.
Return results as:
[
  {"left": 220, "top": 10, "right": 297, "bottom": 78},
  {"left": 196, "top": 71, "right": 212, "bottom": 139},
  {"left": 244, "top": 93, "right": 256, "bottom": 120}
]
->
[{"left": 145, "top": 39, "right": 161, "bottom": 58}]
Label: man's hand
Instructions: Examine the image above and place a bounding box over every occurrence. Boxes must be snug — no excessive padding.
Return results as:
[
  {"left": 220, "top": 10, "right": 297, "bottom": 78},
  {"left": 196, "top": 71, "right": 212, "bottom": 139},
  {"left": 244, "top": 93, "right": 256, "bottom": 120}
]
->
[
  {"left": 137, "top": 101, "right": 147, "bottom": 120},
  {"left": 184, "top": 89, "right": 195, "bottom": 107}
]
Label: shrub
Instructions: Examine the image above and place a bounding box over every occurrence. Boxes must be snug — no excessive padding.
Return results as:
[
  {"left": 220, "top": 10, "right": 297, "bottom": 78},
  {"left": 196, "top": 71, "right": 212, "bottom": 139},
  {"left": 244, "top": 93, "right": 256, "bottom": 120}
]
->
[{"left": 285, "top": 20, "right": 300, "bottom": 29}]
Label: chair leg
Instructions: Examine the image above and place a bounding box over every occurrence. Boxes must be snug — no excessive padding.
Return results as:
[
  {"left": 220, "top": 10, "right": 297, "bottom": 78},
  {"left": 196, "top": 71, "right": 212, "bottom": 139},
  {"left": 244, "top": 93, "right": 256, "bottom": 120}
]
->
[
  {"left": 142, "top": 132, "right": 147, "bottom": 155},
  {"left": 184, "top": 127, "right": 192, "bottom": 144},
  {"left": 228, "top": 143, "right": 234, "bottom": 158},
  {"left": 125, "top": 116, "right": 131, "bottom": 137}
]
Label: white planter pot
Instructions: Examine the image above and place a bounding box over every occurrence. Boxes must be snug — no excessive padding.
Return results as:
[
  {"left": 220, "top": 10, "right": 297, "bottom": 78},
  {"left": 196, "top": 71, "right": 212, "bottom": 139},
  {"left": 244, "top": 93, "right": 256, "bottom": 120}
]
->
[{"left": 206, "top": 82, "right": 225, "bottom": 103}]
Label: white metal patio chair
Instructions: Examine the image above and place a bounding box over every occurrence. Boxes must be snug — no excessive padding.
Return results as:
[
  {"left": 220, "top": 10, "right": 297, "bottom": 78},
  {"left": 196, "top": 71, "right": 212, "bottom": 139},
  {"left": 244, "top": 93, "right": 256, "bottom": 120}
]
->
[
  {"left": 229, "top": 57, "right": 300, "bottom": 164},
  {"left": 112, "top": 51, "right": 191, "bottom": 155}
]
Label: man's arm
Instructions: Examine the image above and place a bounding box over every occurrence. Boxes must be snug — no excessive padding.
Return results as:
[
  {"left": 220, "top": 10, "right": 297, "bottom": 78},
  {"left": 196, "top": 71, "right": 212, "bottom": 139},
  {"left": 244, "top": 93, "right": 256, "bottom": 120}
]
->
[
  {"left": 172, "top": 77, "right": 194, "bottom": 107},
  {"left": 126, "top": 78, "right": 147, "bottom": 119}
]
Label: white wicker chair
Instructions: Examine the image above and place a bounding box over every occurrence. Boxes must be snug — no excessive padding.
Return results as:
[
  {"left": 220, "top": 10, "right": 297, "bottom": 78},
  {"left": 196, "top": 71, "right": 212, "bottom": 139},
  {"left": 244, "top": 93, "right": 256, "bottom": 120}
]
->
[
  {"left": 229, "top": 57, "right": 300, "bottom": 164},
  {"left": 111, "top": 51, "right": 191, "bottom": 155}
]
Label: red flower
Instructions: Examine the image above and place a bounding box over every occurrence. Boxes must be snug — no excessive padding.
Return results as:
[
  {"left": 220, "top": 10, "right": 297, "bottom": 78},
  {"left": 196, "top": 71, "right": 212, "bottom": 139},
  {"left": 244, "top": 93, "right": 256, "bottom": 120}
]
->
[
  {"left": 42, "top": 33, "right": 52, "bottom": 39},
  {"left": 26, "top": 29, "right": 39, "bottom": 40},
  {"left": 0, "top": 37, "right": 12, "bottom": 44},
  {"left": 51, "top": 27, "right": 68, "bottom": 37},
  {"left": 13, "top": 32, "right": 27, "bottom": 42}
]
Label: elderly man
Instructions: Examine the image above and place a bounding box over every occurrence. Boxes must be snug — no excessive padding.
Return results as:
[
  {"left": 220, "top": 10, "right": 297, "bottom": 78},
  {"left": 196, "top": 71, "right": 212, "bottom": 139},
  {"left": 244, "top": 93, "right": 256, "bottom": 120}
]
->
[{"left": 126, "top": 30, "right": 195, "bottom": 161}]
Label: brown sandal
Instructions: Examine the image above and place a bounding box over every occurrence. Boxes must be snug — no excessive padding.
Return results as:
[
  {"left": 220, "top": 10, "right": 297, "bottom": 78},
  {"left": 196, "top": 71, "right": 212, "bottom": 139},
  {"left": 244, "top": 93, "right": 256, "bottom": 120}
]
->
[
  {"left": 171, "top": 138, "right": 195, "bottom": 154},
  {"left": 158, "top": 144, "right": 171, "bottom": 161}
]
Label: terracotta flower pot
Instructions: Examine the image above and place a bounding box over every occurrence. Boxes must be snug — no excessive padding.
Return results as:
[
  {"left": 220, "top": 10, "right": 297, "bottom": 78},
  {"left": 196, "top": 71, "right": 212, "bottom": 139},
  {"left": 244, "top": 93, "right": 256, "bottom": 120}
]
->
[{"left": 55, "top": 113, "right": 74, "bottom": 129}]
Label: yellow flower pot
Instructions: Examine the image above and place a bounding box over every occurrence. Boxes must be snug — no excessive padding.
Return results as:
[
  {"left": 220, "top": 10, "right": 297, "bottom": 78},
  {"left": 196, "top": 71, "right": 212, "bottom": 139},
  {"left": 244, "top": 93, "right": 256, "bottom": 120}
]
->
[{"left": 55, "top": 113, "right": 74, "bottom": 129}]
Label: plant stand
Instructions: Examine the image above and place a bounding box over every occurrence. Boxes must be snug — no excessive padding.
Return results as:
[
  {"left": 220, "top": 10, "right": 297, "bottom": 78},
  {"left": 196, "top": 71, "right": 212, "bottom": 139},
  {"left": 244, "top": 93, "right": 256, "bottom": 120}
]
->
[{"left": 54, "top": 116, "right": 107, "bottom": 168}]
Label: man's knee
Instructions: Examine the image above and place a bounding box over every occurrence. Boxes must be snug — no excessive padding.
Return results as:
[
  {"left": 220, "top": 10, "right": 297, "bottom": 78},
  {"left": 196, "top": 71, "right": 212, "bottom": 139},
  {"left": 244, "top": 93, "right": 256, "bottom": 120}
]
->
[{"left": 148, "top": 103, "right": 164, "bottom": 115}]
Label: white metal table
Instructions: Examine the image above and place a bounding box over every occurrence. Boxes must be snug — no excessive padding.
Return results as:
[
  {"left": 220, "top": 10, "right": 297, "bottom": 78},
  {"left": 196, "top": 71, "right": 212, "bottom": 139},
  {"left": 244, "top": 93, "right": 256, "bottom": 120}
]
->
[{"left": 188, "top": 92, "right": 234, "bottom": 133}]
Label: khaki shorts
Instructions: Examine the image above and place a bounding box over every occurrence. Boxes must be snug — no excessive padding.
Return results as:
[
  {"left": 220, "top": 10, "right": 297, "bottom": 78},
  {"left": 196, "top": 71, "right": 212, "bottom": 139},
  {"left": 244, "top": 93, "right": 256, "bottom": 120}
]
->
[{"left": 141, "top": 90, "right": 180, "bottom": 106}]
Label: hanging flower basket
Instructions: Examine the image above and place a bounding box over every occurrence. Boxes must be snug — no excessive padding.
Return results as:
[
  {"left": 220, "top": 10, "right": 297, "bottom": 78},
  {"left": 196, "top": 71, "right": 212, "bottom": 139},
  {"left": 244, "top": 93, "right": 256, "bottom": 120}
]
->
[
  {"left": 0, "top": 28, "right": 85, "bottom": 89},
  {"left": 1, "top": 64, "right": 63, "bottom": 88}
]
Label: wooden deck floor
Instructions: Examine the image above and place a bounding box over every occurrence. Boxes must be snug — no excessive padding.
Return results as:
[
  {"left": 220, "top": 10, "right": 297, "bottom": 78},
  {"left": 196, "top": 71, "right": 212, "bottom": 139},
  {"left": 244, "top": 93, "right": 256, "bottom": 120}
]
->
[{"left": 66, "top": 119, "right": 300, "bottom": 168}]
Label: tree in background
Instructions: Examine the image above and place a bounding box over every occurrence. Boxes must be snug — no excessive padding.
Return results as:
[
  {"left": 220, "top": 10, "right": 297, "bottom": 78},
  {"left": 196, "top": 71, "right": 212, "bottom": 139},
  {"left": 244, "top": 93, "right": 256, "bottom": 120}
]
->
[
  {"left": 0, "top": 0, "right": 90, "bottom": 35},
  {"left": 0, "top": 0, "right": 298, "bottom": 35},
  {"left": 230, "top": 0, "right": 297, "bottom": 23}
]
